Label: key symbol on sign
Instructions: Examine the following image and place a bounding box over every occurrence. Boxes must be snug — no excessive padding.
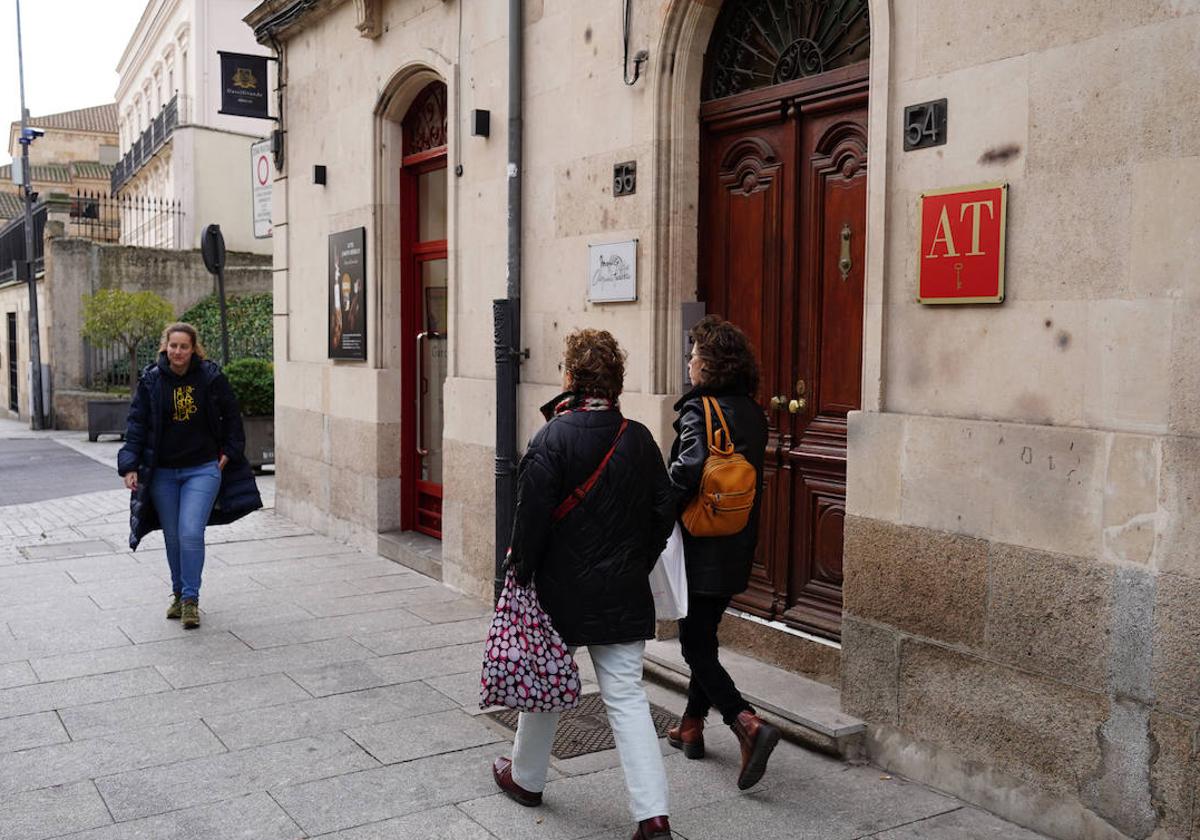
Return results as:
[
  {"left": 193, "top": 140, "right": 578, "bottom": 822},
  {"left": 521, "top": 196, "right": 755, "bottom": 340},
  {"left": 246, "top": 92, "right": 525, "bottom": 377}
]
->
[{"left": 953, "top": 262, "right": 964, "bottom": 290}]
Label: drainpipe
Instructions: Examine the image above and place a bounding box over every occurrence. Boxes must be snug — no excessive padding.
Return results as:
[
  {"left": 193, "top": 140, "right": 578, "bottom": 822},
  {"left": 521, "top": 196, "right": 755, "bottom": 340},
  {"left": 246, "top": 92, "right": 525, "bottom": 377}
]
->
[{"left": 493, "top": 0, "right": 524, "bottom": 602}]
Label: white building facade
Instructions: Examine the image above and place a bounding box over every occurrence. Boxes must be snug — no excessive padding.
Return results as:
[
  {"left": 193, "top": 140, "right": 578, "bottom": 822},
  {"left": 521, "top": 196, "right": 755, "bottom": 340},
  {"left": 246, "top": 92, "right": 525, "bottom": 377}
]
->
[{"left": 114, "top": 0, "right": 274, "bottom": 253}]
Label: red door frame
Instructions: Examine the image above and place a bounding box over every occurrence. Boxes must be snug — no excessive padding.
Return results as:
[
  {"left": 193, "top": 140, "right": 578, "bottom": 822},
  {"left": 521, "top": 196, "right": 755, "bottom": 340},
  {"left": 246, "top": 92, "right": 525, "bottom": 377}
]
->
[{"left": 399, "top": 146, "right": 448, "bottom": 537}]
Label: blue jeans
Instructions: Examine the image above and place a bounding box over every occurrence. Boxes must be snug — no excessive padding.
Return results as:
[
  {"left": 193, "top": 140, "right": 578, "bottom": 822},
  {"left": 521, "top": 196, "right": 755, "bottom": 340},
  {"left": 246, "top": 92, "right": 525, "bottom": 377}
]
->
[{"left": 149, "top": 461, "right": 221, "bottom": 601}]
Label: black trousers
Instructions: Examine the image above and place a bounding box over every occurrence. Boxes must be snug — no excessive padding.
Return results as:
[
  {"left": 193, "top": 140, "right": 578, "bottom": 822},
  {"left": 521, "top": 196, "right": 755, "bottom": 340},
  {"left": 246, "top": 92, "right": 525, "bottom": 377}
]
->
[{"left": 678, "top": 594, "right": 753, "bottom": 725}]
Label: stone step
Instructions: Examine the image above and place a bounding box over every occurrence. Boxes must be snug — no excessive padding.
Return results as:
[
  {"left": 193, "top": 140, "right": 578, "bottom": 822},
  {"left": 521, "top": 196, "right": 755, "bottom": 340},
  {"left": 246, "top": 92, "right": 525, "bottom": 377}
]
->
[
  {"left": 642, "top": 637, "right": 866, "bottom": 758},
  {"left": 377, "top": 529, "right": 442, "bottom": 581}
]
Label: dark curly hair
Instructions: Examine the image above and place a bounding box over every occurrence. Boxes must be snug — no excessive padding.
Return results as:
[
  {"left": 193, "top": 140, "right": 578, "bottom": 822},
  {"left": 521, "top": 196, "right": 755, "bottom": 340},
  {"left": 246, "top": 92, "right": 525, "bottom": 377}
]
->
[
  {"left": 689, "top": 315, "right": 760, "bottom": 395},
  {"left": 562, "top": 328, "right": 626, "bottom": 399}
]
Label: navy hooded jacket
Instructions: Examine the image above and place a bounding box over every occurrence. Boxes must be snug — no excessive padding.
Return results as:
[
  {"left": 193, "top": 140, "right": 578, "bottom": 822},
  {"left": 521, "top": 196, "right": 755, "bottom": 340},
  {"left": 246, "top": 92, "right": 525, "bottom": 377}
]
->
[{"left": 117, "top": 354, "right": 263, "bottom": 549}]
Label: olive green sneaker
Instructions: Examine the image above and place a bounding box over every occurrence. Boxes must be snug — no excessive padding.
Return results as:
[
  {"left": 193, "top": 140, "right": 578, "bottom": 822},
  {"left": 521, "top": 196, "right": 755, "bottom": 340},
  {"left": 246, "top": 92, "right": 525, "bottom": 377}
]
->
[
  {"left": 166, "top": 593, "right": 182, "bottom": 620},
  {"left": 180, "top": 600, "right": 200, "bottom": 629}
]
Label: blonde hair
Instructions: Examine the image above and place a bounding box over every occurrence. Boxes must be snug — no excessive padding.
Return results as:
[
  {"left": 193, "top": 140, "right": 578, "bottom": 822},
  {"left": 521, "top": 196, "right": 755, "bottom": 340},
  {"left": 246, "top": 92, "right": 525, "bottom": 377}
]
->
[{"left": 159, "top": 322, "right": 207, "bottom": 359}]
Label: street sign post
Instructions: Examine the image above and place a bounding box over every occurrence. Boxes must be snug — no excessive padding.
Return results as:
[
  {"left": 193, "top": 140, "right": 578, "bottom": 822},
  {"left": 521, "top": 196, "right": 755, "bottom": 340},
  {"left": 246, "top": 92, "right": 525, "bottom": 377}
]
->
[{"left": 201, "top": 225, "right": 231, "bottom": 365}]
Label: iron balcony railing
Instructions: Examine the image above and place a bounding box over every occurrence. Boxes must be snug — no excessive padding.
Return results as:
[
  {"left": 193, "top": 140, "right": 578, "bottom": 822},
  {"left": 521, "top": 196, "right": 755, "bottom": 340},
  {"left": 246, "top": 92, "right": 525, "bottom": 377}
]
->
[
  {"left": 0, "top": 200, "right": 47, "bottom": 285},
  {"left": 69, "top": 190, "right": 185, "bottom": 249},
  {"left": 111, "top": 94, "right": 179, "bottom": 193}
]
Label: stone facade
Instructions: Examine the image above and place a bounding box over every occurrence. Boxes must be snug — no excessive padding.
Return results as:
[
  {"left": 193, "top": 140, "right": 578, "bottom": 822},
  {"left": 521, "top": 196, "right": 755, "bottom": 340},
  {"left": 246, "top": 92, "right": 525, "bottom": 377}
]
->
[{"left": 252, "top": 1, "right": 1200, "bottom": 837}]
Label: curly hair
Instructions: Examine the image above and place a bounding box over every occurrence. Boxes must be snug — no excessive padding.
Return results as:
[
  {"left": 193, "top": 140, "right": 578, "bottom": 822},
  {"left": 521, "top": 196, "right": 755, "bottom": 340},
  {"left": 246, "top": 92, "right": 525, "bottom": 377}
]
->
[
  {"left": 562, "top": 328, "right": 626, "bottom": 399},
  {"left": 689, "top": 315, "right": 759, "bottom": 394},
  {"left": 159, "top": 322, "right": 207, "bottom": 360}
]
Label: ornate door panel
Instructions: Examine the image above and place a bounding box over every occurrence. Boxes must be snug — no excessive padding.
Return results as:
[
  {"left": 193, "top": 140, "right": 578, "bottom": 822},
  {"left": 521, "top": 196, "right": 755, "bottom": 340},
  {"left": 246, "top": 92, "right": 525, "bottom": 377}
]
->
[
  {"left": 699, "top": 106, "right": 798, "bottom": 618},
  {"left": 699, "top": 70, "right": 867, "bottom": 640},
  {"left": 782, "top": 99, "right": 867, "bottom": 636}
]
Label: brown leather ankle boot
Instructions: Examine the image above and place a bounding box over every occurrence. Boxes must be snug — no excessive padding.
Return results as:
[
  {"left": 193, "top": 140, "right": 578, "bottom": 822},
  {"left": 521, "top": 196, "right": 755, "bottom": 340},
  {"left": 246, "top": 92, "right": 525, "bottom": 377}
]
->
[
  {"left": 632, "top": 815, "right": 671, "bottom": 839},
  {"left": 730, "top": 710, "right": 781, "bottom": 790},
  {"left": 667, "top": 714, "right": 706, "bottom": 759}
]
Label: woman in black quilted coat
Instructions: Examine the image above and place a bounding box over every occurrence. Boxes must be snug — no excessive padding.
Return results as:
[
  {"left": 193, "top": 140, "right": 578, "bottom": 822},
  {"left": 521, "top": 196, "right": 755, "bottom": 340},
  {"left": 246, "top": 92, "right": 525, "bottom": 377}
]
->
[
  {"left": 117, "top": 322, "right": 261, "bottom": 629},
  {"left": 666, "top": 315, "right": 780, "bottom": 791},
  {"left": 491, "top": 329, "right": 676, "bottom": 840}
]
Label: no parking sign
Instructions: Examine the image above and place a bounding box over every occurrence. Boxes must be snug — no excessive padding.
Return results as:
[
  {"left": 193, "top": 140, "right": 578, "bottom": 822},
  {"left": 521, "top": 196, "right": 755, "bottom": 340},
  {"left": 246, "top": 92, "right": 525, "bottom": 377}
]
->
[{"left": 251, "top": 138, "right": 273, "bottom": 239}]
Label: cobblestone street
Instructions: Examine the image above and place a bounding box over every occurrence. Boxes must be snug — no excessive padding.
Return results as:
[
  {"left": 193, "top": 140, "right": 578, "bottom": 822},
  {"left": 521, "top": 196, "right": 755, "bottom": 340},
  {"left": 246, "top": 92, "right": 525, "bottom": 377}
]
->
[{"left": 0, "top": 429, "right": 1047, "bottom": 839}]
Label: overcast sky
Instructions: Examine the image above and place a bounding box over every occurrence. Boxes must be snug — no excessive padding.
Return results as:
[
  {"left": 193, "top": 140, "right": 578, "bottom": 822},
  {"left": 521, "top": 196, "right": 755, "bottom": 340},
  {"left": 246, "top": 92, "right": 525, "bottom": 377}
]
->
[{"left": 1, "top": 0, "right": 147, "bottom": 136}]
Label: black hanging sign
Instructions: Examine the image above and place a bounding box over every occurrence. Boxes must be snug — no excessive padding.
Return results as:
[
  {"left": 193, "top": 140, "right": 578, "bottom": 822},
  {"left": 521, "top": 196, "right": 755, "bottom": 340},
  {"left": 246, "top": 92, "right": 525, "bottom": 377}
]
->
[{"left": 219, "top": 51, "right": 271, "bottom": 119}]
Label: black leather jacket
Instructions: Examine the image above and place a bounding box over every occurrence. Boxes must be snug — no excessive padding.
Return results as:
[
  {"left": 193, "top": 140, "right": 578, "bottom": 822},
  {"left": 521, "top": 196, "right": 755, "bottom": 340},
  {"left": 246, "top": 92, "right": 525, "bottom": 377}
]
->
[
  {"left": 508, "top": 392, "right": 676, "bottom": 646},
  {"left": 668, "top": 387, "right": 768, "bottom": 597}
]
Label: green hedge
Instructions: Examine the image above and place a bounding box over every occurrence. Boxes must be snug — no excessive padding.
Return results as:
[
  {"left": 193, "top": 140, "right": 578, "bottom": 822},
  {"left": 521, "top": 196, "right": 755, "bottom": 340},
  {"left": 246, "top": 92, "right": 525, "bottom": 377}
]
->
[
  {"left": 224, "top": 358, "right": 274, "bottom": 416},
  {"left": 180, "top": 292, "right": 272, "bottom": 362}
]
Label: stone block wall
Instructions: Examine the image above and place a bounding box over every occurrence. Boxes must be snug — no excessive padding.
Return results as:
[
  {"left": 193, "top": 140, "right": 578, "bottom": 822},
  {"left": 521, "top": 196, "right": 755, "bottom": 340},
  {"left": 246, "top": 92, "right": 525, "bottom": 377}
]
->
[
  {"left": 841, "top": 4, "right": 1200, "bottom": 837},
  {"left": 843, "top": 412, "right": 1200, "bottom": 839},
  {"left": 44, "top": 231, "right": 270, "bottom": 400}
]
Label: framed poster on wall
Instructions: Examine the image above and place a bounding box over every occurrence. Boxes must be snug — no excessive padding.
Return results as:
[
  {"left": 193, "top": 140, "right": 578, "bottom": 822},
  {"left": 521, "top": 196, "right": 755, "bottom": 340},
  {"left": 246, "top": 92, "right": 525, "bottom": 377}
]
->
[{"left": 328, "top": 227, "right": 367, "bottom": 360}]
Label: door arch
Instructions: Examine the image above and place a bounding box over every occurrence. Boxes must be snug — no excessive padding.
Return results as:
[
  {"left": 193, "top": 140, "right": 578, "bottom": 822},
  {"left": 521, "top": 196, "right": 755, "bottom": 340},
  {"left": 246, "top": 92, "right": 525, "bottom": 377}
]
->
[
  {"left": 399, "top": 80, "right": 448, "bottom": 538},
  {"left": 697, "top": 0, "right": 869, "bottom": 639}
]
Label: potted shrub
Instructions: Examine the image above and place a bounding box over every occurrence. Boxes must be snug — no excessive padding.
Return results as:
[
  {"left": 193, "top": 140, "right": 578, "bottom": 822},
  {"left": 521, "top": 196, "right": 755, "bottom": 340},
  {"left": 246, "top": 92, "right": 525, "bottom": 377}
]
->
[
  {"left": 80, "top": 289, "right": 173, "bottom": 440},
  {"left": 224, "top": 357, "right": 274, "bottom": 470}
]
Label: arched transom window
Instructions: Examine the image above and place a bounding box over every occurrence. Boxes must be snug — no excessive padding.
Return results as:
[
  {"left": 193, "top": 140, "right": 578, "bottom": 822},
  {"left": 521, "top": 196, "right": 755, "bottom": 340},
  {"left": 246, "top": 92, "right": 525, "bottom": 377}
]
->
[
  {"left": 703, "top": 0, "right": 870, "bottom": 101},
  {"left": 402, "top": 81, "right": 447, "bottom": 157}
]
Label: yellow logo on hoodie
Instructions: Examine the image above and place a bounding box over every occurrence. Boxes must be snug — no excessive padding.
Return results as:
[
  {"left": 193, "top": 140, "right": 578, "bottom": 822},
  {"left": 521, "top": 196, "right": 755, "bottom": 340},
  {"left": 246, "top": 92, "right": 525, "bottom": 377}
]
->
[{"left": 171, "top": 385, "right": 198, "bottom": 422}]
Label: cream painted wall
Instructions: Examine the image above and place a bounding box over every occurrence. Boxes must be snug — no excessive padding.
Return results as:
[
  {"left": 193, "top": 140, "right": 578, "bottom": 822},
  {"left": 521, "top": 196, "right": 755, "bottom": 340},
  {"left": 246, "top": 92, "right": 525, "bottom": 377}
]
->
[
  {"left": 188, "top": 126, "right": 270, "bottom": 253},
  {"left": 273, "top": 0, "right": 679, "bottom": 416},
  {"left": 877, "top": 2, "right": 1199, "bottom": 436},
  {"left": 266, "top": 0, "right": 1199, "bottom": 580}
]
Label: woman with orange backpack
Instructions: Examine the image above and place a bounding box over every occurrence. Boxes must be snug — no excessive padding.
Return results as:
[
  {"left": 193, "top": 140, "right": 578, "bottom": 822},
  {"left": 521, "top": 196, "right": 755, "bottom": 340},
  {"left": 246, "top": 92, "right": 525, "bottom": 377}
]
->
[{"left": 666, "top": 315, "right": 780, "bottom": 790}]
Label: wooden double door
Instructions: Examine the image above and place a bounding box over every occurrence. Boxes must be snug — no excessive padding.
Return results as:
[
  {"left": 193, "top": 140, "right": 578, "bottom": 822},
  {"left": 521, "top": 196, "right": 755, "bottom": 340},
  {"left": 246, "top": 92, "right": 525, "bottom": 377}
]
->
[{"left": 698, "top": 65, "right": 868, "bottom": 640}]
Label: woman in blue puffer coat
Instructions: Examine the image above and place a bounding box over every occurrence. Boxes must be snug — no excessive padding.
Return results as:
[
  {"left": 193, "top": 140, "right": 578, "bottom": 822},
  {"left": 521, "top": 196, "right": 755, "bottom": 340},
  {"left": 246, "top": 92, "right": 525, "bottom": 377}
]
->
[{"left": 117, "top": 322, "right": 262, "bottom": 629}]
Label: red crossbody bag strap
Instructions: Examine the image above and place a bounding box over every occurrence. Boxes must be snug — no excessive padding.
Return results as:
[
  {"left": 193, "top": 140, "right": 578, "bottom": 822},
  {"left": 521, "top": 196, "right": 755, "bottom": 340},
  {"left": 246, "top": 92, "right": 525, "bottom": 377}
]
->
[{"left": 551, "top": 419, "right": 629, "bottom": 522}]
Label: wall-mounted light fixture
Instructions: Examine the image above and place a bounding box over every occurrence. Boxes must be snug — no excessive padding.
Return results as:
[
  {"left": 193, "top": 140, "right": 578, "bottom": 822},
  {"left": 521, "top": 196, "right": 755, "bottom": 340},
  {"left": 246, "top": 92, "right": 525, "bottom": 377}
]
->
[
  {"left": 471, "top": 109, "right": 491, "bottom": 138},
  {"left": 313, "top": 165, "right": 326, "bottom": 185}
]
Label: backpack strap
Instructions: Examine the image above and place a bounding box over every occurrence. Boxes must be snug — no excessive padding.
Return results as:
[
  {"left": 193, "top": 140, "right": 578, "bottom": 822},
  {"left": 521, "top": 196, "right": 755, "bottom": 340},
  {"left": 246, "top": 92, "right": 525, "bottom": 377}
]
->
[
  {"left": 552, "top": 419, "right": 629, "bottom": 522},
  {"left": 702, "top": 396, "right": 735, "bottom": 456}
]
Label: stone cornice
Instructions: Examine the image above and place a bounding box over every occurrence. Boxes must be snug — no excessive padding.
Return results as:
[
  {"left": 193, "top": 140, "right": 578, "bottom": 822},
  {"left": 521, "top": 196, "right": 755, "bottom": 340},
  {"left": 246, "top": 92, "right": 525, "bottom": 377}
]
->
[
  {"left": 245, "top": 0, "right": 341, "bottom": 43},
  {"left": 116, "top": 0, "right": 184, "bottom": 100},
  {"left": 354, "top": 0, "right": 381, "bottom": 38},
  {"left": 245, "top": 0, "right": 386, "bottom": 43}
]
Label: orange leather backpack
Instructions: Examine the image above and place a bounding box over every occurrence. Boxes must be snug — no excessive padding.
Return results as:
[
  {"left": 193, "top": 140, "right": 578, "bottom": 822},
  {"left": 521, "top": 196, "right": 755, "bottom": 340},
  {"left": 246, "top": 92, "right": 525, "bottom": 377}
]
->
[{"left": 681, "top": 396, "right": 757, "bottom": 537}]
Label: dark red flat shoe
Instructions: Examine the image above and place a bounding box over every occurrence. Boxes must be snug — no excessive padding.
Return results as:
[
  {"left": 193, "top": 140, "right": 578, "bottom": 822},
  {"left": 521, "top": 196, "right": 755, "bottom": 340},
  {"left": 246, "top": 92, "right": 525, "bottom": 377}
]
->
[
  {"left": 633, "top": 815, "right": 671, "bottom": 839},
  {"left": 492, "top": 756, "right": 543, "bottom": 807}
]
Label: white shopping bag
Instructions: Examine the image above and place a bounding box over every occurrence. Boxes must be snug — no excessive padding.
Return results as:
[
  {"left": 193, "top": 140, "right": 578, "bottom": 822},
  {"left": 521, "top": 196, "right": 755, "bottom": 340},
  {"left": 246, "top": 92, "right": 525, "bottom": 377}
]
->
[{"left": 649, "top": 523, "right": 688, "bottom": 621}]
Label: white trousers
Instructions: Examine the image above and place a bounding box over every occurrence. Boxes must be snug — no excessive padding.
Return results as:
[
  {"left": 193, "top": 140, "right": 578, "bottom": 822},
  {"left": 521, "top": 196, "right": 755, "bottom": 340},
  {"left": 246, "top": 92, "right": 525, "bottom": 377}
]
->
[{"left": 511, "top": 639, "right": 669, "bottom": 822}]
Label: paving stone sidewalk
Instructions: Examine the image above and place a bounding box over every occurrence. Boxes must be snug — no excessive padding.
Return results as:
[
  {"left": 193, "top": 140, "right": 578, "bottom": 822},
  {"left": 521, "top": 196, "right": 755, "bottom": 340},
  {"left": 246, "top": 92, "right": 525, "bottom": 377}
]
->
[{"left": 0, "top": 438, "right": 1048, "bottom": 839}]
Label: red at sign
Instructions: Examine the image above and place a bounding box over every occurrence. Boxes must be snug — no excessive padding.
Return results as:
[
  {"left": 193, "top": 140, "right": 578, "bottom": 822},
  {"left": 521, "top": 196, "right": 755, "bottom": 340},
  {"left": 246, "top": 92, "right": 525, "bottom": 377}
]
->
[{"left": 918, "top": 182, "right": 1007, "bottom": 304}]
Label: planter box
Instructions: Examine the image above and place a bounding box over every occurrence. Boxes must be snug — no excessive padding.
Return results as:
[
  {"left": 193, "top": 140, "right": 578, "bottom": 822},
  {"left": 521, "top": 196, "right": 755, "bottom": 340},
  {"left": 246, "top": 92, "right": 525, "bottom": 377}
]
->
[
  {"left": 242, "top": 415, "right": 275, "bottom": 469},
  {"left": 87, "top": 400, "right": 129, "bottom": 441}
]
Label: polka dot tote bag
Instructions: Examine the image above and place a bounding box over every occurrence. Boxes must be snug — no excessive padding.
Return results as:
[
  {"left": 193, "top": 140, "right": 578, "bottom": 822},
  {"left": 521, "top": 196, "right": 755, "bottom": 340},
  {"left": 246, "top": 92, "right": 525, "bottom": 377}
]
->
[{"left": 480, "top": 567, "right": 581, "bottom": 712}]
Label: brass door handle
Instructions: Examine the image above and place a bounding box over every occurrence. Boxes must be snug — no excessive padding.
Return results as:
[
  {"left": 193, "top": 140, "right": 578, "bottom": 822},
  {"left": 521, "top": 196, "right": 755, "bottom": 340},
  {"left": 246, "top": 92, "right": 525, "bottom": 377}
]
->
[
  {"left": 789, "top": 398, "right": 807, "bottom": 414},
  {"left": 839, "top": 224, "right": 852, "bottom": 280},
  {"left": 770, "top": 395, "right": 787, "bottom": 410}
]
